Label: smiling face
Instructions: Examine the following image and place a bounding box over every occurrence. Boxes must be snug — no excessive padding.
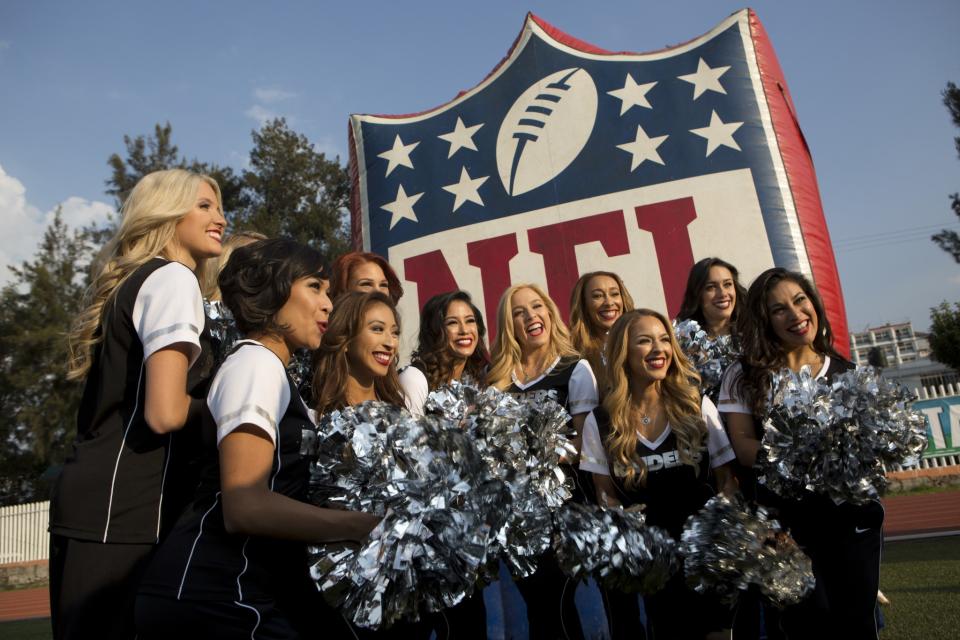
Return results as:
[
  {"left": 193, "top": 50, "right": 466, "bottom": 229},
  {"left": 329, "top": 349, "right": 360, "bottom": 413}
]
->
[
  {"left": 766, "top": 279, "right": 819, "bottom": 350},
  {"left": 585, "top": 274, "right": 623, "bottom": 332},
  {"left": 626, "top": 314, "right": 673, "bottom": 385},
  {"left": 274, "top": 276, "right": 332, "bottom": 352},
  {"left": 172, "top": 181, "right": 225, "bottom": 269},
  {"left": 510, "top": 287, "right": 552, "bottom": 354},
  {"left": 347, "top": 302, "right": 399, "bottom": 381},
  {"left": 348, "top": 261, "right": 391, "bottom": 297},
  {"left": 700, "top": 265, "right": 736, "bottom": 330},
  {"left": 444, "top": 299, "right": 479, "bottom": 360}
]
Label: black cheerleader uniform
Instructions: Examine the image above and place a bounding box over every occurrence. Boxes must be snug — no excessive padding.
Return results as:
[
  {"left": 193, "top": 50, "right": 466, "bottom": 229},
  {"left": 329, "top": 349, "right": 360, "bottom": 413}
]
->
[
  {"left": 718, "top": 356, "right": 884, "bottom": 640},
  {"left": 48, "top": 258, "right": 206, "bottom": 640},
  {"left": 508, "top": 355, "right": 599, "bottom": 640},
  {"left": 580, "top": 398, "right": 736, "bottom": 639},
  {"left": 135, "top": 340, "right": 347, "bottom": 639}
]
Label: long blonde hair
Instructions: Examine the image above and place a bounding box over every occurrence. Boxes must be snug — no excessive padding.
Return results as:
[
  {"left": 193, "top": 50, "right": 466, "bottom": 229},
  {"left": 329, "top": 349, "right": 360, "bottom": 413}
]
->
[
  {"left": 199, "top": 230, "right": 267, "bottom": 300},
  {"left": 486, "top": 283, "right": 578, "bottom": 390},
  {"left": 67, "top": 169, "right": 222, "bottom": 380},
  {"left": 603, "top": 309, "right": 706, "bottom": 488},
  {"left": 568, "top": 271, "right": 635, "bottom": 395}
]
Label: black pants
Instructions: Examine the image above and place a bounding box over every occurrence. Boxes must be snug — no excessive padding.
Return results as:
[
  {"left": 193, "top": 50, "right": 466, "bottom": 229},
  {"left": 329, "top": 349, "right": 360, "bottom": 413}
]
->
[
  {"left": 515, "top": 554, "right": 584, "bottom": 640},
  {"left": 600, "top": 589, "right": 646, "bottom": 640},
  {"left": 423, "top": 591, "right": 488, "bottom": 640},
  {"left": 136, "top": 594, "right": 303, "bottom": 640},
  {"left": 765, "top": 493, "right": 883, "bottom": 640},
  {"left": 643, "top": 573, "right": 729, "bottom": 640},
  {"left": 49, "top": 534, "right": 155, "bottom": 640}
]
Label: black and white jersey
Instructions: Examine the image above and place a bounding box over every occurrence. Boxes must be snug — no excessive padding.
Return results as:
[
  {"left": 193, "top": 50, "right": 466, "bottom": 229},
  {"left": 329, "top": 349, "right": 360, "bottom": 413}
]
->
[
  {"left": 139, "top": 340, "right": 319, "bottom": 605},
  {"left": 580, "top": 397, "right": 735, "bottom": 537},
  {"left": 507, "top": 355, "right": 599, "bottom": 416},
  {"left": 50, "top": 258, "right": 204, "bottom": 544}
]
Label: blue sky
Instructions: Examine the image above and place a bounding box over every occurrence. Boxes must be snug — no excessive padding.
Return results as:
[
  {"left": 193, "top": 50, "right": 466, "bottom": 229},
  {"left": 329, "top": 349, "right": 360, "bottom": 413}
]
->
[{"left": 1, "top": 0, "right": 958, "bottom": 331}]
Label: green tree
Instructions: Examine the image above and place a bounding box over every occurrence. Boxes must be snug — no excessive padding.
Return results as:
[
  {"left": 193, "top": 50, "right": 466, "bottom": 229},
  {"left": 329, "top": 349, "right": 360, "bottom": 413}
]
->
[
  {"left": 928, "top": 301, "right": 960, "bottom": 371},
  {"left": 233, "top": 118, "right": 350, "bottom": 256},
  {"left": 867, "top": 346, "right": 888, "bottom": 369},
  {"left": 0, "top": 211, "right": 93, "bottom": 504},
  {"left": 932, "top": 82, "right": 960, "bottom": 262},
  {"left": 103, "top": 121, "right": 246, "bottom": 223}
]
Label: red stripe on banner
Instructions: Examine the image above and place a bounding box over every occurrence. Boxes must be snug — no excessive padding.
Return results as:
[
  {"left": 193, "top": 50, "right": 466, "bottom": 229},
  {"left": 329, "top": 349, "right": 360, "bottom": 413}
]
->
[{"left": 748, "top": 10, "right": 850, "bottom": 357}]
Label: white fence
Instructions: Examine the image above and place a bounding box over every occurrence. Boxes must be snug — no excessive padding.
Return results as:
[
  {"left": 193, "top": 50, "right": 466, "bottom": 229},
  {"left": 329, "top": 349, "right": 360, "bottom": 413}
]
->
[{"left": 0, "top": 500, "right": 49, "bottom": 565}]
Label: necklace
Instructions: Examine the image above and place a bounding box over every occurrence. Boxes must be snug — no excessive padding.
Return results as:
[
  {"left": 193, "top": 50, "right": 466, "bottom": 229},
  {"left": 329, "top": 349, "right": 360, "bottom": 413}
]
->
[
  {"left": 631, "top": 402, "right": 655, "bottom": 426},
  {"left": 518, "top": 355, "right": 550, "bottom": 382}
]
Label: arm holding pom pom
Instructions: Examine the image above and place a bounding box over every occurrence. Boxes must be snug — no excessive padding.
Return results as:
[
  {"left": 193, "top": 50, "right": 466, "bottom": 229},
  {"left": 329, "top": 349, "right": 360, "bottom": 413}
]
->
[{"left": 221, "top": 425, "right": 379, "bottom": 542}]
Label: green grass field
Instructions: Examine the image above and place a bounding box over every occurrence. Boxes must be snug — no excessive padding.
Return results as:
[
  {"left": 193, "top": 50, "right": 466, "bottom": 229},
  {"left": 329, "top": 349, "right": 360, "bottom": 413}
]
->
[
  {"left": 2, "top": 536, "right": 957, "bottom": 639},
  {"left": 879, "top": 536, "right": 960, "bottom": 640}
]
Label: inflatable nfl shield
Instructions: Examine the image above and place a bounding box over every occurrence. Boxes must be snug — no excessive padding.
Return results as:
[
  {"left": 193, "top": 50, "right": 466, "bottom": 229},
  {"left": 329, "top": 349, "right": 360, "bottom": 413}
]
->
[{"left": 349, "top": 9, "right": 848, "bottom": 356}]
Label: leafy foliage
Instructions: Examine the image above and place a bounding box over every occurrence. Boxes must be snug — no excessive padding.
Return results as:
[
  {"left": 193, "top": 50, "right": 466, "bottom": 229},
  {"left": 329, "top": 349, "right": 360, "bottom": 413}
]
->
[
  {"left": 928, "top": 301, "right": 960, "bottom": 371},
  {"left": 0, "top": 211, "right": 94, "bottom": 504},
  {"left": 931, "top": 82, "right": 960, "bottom": 262},
  {"left": 233, "top": 118, "right": 350, "bottom": 256}
]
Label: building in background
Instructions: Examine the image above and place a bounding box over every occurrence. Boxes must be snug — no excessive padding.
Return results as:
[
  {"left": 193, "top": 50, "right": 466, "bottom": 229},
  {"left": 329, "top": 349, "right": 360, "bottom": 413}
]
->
[
  {"left": 850, "top": 321, "right": 930, "bottom": 366},
  {"left": 851, "top": 321, "right": 959, "bottom": 392}
]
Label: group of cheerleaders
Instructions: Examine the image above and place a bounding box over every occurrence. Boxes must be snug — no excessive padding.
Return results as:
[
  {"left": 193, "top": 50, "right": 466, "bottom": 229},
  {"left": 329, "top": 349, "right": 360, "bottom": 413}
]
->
[{"left": 47, "top": 169, "right": 883, "bottom": 640}]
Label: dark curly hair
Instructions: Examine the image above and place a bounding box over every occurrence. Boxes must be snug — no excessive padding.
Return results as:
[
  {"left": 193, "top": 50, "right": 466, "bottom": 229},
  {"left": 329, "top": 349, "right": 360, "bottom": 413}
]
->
[
  {"left": 676, "top": 257, "right": 747, "bottom": 331},
  {"left": 410, "top": 290, "right": 490, "bottom": 389},
  {"left": 312, "top": 291, "right": 405, "bottom": 416},
  {"left": 218, "top": 238, "right": 327, "bottom": 336},
  {"left": 733, "top": 268, "right": 841, "bottom": 415}
]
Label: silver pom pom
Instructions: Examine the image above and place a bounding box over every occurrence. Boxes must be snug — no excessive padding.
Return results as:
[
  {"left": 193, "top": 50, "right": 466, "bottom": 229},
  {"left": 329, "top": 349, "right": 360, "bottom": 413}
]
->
[
  {"left": 307, "top": 401, "right": 506, "bottom": 629},
  {"left": 673, "top": 319, "right": 740, "bottom": 401},
  {"left": 553, "top": 502, "right": 678, "bottom": 594},
  {"left": 679, "top": 495, "right": 814, "bottom": 606},
  {"left": 761, "top": 365, "right": 928, "bottom": 504},
  {"left": 424, "top": 383, "right": 575, "bottom": 579}
]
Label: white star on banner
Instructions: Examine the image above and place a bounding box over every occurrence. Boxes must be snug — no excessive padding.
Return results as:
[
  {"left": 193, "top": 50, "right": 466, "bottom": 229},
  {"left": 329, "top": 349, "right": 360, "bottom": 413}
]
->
[
  {"left": 607, "top": 74, "right": 657, "bottom": 115},
  {"left": 438, "top": 117, "right": 484, "bottom": 158},
  {"left": 381, "top": 184, "right": 423, "bottom": 229},
  {"left": 377, "top": 135, "right": 419, "bottom": 177},
  {"left": 617, "top": 125, "right": 668, "bottom": 170},
  {"left": 442, "top": 167, "right": 489, "bottom": 212},
  {"left": 690, "top": 110, "right": 743, "bottom": 157},
  {"left": 678, "top": 58, "right": 731, "bottom": 100}
]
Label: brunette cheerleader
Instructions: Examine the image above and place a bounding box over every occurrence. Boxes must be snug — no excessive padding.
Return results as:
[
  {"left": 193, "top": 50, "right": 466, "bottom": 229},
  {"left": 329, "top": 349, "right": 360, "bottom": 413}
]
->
[
  {"left": 49, "top": 169, "right": 224, "bottom": 639},
  {"left": 396, "top": 289, "right": 491, "bottom": 637},
  {"left": 677, "top": 258, "right": 746, "bottom": 340},
  {"left": 718, "top": 268, "right": 882, "bottom": 639},
  {"left": 580, "top": 309, "right": 736, "bottom": 639},
  {"left": 312, "top": 290, "right": 437, "bottom": 638},
  {"left": 488, "top": 283, "right": 601, "bottom": 640},
  {"left": 399, "top": 290, "right": 490, "bottom": 418},
  {"left": 135, "top": 238, "right": 377, "bottom": 639},
  {"left": 568, "top": 271, "right": 635, "bottom": 396}
]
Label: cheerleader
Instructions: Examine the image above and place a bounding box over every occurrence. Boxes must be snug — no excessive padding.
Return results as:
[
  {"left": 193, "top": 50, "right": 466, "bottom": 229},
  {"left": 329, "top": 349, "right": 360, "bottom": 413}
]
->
[
  {"left": 399, "top": 290, "right": 490, "bottom": 418},
  {"left": 328, "top": 251, "right": 404, "bottom": 304},
  {"left": 487, "top": 283, "right": 600, "bottom": 640},
  {"left": 395, "top": 290, "right": 491, "bottom": 638},
  {"left": 568, "top": 271, "right": 635, "bottom": 396},
  {"left": 135, "top": 238, "right": 378, "bottom": 639},
  {"left": 580, "top": 309, "right": 736, "bottom": 639},
  {"left": 49, "top": 170, "right": 223, "bottom": 639},
  {"left": 677, "top": 258, "right": 747, "bottom": 339},
  {"left": 718, "top": 268, "right": 882, "bottom": 639}
]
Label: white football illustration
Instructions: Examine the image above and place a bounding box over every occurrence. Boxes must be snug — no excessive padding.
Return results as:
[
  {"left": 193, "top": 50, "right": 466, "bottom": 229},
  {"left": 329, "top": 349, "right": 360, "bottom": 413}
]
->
[{"left": 496, "top": 67, "right": 598, "bottom": 196}]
